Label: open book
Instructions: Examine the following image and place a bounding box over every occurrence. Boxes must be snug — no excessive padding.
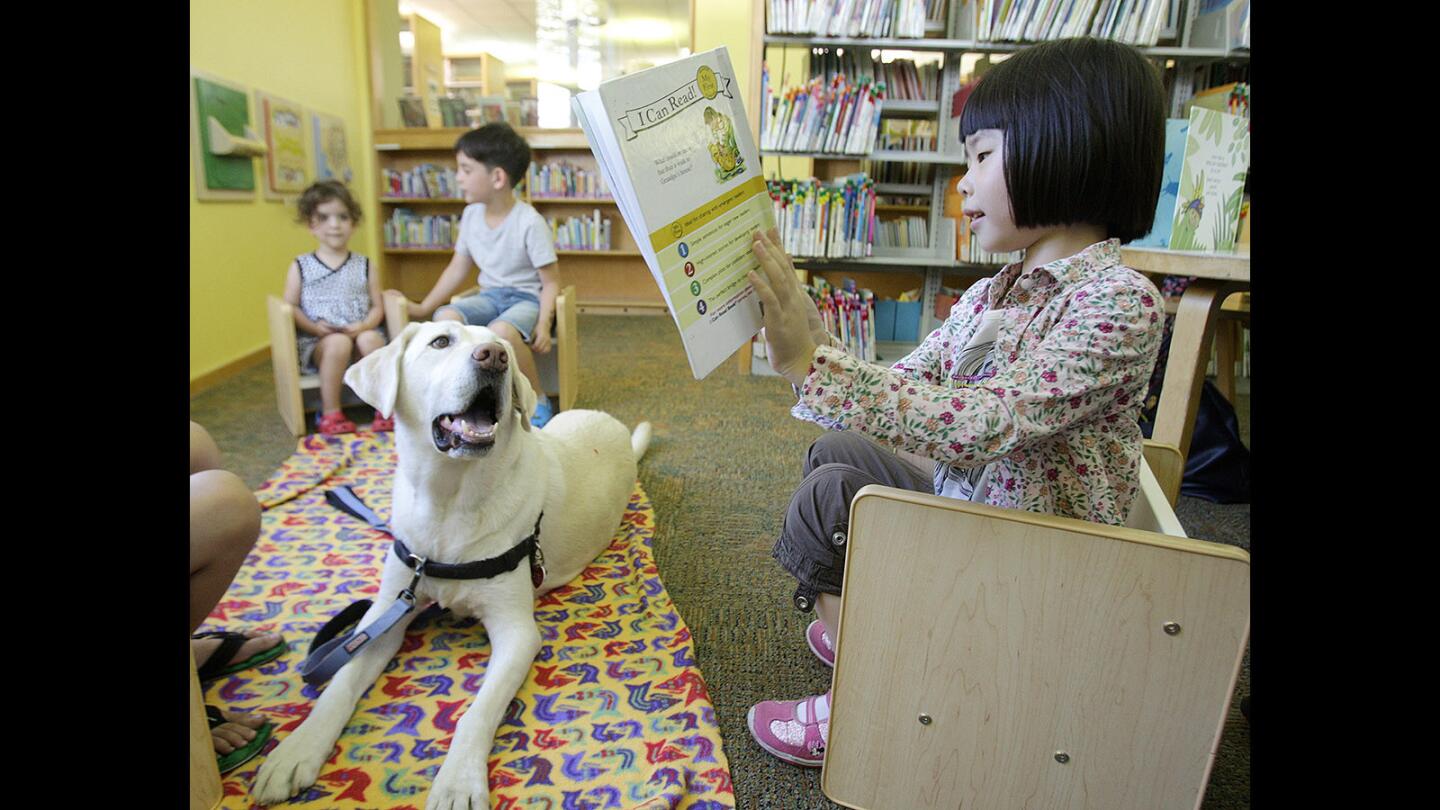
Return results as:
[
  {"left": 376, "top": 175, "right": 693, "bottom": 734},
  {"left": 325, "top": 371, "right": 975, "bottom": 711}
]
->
[{"left": 573, "top": 47, "right": 774, "bottom": 379}]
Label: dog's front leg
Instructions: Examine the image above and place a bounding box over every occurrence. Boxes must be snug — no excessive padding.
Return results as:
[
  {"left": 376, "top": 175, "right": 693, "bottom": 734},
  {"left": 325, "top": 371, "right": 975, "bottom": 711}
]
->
[
  {"left": 426, "top": 576, "right": 542, "bottom": 810},
  {"left": 253, "top": 558, "right": 421, "bottom": 805}
]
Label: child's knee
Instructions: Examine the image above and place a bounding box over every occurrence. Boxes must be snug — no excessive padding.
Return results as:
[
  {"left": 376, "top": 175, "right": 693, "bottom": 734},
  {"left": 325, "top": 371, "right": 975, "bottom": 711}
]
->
[
  {"left": 434, "top": 307, "right": 465, "bottom": 322},
  {"left": 489, "top": 320, "right": 522, "bottom": 344},
  {"left": 797, "top": 462, "right": 865, "bottom": 507},
  {"left": 190, "top": 421, "right": 222, "bottom": 474},
  {"left": 190, "top": 469, "right": 262, "bottom": 548},
  {"left": 806, "top": 431, "right": 870, "bottom": 472},
  {"left": 356, "top": 330, "right": 384, "bottom": 354},
  {"left": 317, "top": 332, "right": 354, "bottom": 359}
]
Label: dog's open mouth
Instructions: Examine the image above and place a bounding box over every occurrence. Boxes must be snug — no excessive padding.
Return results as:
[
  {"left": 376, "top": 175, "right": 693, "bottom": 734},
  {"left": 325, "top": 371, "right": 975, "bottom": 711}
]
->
[{"left": 432, "top": 384, "right": 500, "bottom": 453}]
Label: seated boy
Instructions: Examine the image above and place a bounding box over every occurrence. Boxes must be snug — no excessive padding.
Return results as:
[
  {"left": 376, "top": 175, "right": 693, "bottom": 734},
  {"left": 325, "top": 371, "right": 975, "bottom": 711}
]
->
[{"left": 392, "top": 122, "right": 560, "bottom": 427}]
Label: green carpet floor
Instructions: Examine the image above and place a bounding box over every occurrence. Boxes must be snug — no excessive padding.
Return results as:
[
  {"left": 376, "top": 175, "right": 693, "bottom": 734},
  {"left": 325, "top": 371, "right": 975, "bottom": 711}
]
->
[{"left": 191, "top": 313, "right": 1250, "bottom": 808}]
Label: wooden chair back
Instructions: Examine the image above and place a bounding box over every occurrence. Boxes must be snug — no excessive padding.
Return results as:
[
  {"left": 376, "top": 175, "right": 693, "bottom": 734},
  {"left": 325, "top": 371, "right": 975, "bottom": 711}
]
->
[{"left": 822, "top": 457, "right": 1249, "bottom": 810}]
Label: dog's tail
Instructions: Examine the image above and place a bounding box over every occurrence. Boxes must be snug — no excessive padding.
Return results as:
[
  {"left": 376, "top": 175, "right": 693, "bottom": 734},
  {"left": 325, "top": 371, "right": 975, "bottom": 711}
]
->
[{"left": 630, "top": 421, "right": 653, "bottom": 461}]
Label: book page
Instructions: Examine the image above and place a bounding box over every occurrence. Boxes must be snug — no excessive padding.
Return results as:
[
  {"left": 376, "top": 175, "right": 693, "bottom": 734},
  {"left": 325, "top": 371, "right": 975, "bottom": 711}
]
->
[{"left": 574, "top": 47, "right": 774, "bottom": 379}]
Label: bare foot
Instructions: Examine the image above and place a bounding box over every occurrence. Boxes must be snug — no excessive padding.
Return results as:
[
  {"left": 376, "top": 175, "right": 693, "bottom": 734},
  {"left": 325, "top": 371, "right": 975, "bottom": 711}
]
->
[
  {"left": 211, "top": 708, "right": 266, "bottom": 755},
  {"left": 193, "top": 628, "right": 283, "bottom": 672}
]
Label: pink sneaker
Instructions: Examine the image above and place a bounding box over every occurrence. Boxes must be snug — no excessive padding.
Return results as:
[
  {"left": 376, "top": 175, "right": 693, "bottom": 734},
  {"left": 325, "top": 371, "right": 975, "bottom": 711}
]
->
[
  {"left": 746, "top": 691, "right": 831, "bottom": 767},
  {"left": 806, "top": 620, "right": 835, "bottom": 667}
]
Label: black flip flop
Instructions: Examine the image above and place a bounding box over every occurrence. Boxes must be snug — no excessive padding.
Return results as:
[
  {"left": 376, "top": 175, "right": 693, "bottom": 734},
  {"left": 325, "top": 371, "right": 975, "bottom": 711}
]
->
[{"left": 193, "top": 630, "right": 287, "bottom": 682}]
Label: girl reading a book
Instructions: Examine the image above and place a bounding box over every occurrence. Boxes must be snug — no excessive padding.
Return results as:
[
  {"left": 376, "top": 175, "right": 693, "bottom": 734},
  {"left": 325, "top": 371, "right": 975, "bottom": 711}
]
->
[
  {"left": 285, "top": 180, "right": 390, "bottom": 435},
  {"left": 742, "top": 37, "right": 1169, "bottom": 767}
]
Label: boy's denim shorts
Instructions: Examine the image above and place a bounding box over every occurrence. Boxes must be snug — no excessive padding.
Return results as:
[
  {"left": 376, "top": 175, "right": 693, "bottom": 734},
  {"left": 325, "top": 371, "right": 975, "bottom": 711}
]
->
[{"left": 438, "top": 287, "right": 541, "bottom": 341}]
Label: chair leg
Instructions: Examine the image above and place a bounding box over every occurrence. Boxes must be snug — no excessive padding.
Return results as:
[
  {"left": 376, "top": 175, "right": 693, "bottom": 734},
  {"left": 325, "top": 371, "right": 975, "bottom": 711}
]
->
[
  {"left": 267, "top": 296, "right": 307, "bottom": 438},
  {"left": 556, "top": 287, "right": 578, "bottom": 412},
  {"left": 190, "top": 646, "right": 223, "bottom": 809},
  {"left": 1214, "top": 320, "right": 1239, "bottom": 404}
]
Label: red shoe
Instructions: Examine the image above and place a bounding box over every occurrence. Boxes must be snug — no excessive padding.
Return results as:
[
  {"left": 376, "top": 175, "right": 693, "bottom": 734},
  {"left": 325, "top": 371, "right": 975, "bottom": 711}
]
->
[
  {"left": 316, "top": 410, "right": 356, "bottom": 435},
  {"left": 371, "top": 411, "right": 394, "bottom": 432}
]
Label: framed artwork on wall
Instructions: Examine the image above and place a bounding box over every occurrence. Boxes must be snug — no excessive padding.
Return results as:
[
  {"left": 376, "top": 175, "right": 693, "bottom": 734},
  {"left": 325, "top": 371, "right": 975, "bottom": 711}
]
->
[
  {"left": 191, "top": 69, "right": 261, "bottom": 201},
  {"left": 311, "top": 111, "right": 353, "bottom": 184},
  {"left": 255, "top": 90, "right": 311, "bottom": 200}
]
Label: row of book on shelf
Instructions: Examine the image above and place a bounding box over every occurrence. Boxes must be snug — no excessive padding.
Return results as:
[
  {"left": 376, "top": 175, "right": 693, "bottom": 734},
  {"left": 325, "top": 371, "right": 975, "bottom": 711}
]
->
[
  {"left": 809, "top": 50, "right": 940, "bottom": 102},
  {"left": 769, "top": 175, "right": 878, "bottom": 259},
  {"left": 384, "top": 209, "right": 459, "bottom": 250},
  {"left": 382, "top": 207, "right": 619, "bottom": 253},
  {"left": 528, "top": 161, "right": 612, "bottom": 200},
  {"left": 876, "top": 119, "right": 938, "bottom": 151},
  {"left": 398, "top": 95, "right": 539, "bottom": 129},
  {"left": 805, "top": 276, "right": 878, "bottom": 361},
  {"left": 385, "top": 161, "right": 616, "bottom": 202},
  {"left": 764, "top": 0, "right": 1248, "bottom": 49},
  {"left": 382, "top": 164, "right": 460, "bottom": 200},
  {"left": 800, "top": 280, "right": 939, "bottom": 353},
  {"left": 760, "top": 66, "right": 886, "bottom": 155},
  {"left": 876, "top": 215, "right": 929, "bottom": 249},
  {"left": 767, "top": 0, "right": 945, "bottom": 37},
  {"left": 862, "top": 160, "right": 934, "bottom": 186},
  {"left": 548, "top": 212, "right": 615, "bottom": 252},
  {"left": 965, "top": 0, "right": 1174, "bottom": 45}
]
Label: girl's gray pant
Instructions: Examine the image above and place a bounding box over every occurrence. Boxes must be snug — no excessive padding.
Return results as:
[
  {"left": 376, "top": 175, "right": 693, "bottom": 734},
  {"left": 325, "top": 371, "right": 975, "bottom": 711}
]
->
[{"left": 772, "top": 431, "right": 933, "bottom": 612}]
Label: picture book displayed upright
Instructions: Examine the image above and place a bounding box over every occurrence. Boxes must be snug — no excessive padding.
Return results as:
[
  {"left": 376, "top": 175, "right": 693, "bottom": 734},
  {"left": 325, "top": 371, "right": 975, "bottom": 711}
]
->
[
  {"left": 1130, "top": 118, "right": 1189, "bottom": 248},
  {"left": 573, "top": 47, "right": 775, "bottom": 379},
  {"left": 1169, "top": 106, "right": 1250, "bottom": 252}
]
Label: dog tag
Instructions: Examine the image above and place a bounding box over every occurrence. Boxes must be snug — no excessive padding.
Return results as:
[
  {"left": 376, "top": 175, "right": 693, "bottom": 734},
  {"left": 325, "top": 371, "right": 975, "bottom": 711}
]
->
[{"left": 530, "top": 545, "right": 547, "bottom": 588}]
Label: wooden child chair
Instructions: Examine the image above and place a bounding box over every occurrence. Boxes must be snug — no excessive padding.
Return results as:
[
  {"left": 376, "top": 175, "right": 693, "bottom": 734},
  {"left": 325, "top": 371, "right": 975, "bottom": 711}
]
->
[
  {"left": 265, "top": 296, "right": 408, "bottom": 438},
  {"left": 382, "top": 285, "right": 578, "bottom": 414},
  {"left": 821, "top": 440, "right": 1248, "bottom": 810}
]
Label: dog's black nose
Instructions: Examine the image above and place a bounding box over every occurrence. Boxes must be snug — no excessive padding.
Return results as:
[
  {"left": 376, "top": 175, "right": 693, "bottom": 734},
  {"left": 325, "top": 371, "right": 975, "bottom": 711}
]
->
[{"left": 472, "top": 343, "right": 508, "bottom": 371}]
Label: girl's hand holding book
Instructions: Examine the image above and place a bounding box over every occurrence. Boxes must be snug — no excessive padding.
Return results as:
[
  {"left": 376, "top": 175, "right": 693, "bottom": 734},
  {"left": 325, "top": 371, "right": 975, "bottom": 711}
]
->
[{"left": 749, "top": 228, "right": 825, "bottom": 386}]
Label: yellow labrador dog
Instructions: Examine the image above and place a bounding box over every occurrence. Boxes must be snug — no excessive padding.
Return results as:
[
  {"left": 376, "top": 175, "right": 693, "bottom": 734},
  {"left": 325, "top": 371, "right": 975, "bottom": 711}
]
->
[{"left": 254, "top": 320, "right": 651, "bottom": 810}]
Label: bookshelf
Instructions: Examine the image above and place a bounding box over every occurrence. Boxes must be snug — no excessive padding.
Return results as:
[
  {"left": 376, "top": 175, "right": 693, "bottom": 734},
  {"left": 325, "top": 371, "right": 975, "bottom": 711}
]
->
[
  {"left": 742, "top": 0, "right": 1250, "bottom": 373},
  {"left": 370, "top": 127, "right": 665, "bottom": 315}
]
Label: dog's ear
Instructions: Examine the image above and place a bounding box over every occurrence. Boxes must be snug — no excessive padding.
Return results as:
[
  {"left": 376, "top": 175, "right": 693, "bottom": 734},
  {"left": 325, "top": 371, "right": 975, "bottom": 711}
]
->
[
  {"left": 344, "top": 322, "right": 421, "bottom": 417},
  {"left": 509, "top": 353, "right": 537, "bottom": 432}
]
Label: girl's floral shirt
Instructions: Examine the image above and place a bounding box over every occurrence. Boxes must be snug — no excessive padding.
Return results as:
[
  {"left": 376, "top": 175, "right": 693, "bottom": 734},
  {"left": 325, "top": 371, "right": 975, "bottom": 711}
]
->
[{"left": 797, "top": 239, "right": 1164, "bottom": 526}]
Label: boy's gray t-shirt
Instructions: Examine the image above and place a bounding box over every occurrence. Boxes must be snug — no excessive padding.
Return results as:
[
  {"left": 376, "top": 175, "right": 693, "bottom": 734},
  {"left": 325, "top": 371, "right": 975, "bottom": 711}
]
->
[{"left": 455, "top": 200, "right": 556, "bottom": 298}]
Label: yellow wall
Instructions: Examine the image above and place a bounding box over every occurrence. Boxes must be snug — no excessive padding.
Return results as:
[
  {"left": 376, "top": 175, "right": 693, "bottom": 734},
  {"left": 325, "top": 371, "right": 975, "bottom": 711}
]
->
[
  {"left": 190, "top": 0, "right": 378, "bottom": 383},
  {"left": 694, "top": 1, "right": 756, "bottom": 125}
]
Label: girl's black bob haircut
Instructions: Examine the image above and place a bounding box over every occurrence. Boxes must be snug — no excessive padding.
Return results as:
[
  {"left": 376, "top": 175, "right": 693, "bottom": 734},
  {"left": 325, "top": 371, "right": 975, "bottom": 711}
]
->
[
  {"left": 296, "top": 179, "right": 363, "bottom": 225},
  {"left": 455, "top": 122, "right": 532, "bottom": 191},
  {"left": 959, "top": 37, "right": 1166, "bottom": 243}
]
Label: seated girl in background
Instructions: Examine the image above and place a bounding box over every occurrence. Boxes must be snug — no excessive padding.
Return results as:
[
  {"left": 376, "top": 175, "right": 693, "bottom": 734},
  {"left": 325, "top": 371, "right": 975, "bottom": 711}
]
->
[
  {"left": 743, "top": 36, "right": 1170, "bottom": 767},
  {"left": 285, "top": 180, "right": 390, "bottom": 435}
]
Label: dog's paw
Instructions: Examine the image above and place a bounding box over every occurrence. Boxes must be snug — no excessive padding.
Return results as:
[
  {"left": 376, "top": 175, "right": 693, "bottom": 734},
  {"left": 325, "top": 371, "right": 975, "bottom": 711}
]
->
[
  {"left": 425, "top": 765, "right": 489, "bottom": 810},
  {"left": 251, "top": 728, "right": 330, "bottom": 805}
]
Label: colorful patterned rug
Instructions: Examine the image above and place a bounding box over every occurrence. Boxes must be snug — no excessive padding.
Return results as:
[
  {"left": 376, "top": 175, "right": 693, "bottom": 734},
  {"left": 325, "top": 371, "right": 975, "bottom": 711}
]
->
[{"left": 202, "top": 430, "right": 735, "bottom": 809}]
